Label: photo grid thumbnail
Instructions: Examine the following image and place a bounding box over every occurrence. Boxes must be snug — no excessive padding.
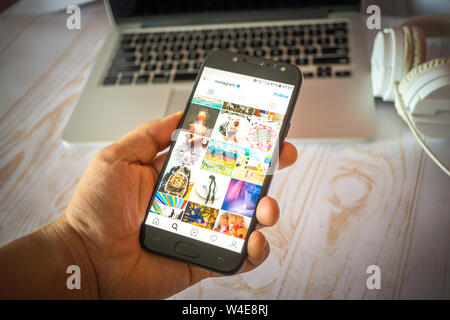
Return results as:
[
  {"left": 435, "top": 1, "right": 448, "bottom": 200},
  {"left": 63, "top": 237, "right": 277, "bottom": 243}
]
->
[
  {"left": 150, "top": 192, "right": 188, "bottom": 221},
  {"left": 201, "top": 139, "right": 239, "bottom": 176},
  {"left": 213, "top": 210, "right": 251, "bottom": 240},
  {"left": 182, "top": 201, "right": 219, "bottom": 230}
]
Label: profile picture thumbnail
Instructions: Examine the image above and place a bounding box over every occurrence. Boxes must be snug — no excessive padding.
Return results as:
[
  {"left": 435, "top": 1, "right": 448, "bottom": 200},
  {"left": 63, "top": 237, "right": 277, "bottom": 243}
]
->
[
  {"left": 180, "top": 103, "right": 220, "bottom": 137},
  {"left": 182, "top": 202, "right": 219, "bottom": 230},
  {"left": 149, "top": 192, "right": 188, "bottom": 221},
  {"left": 221, "top": 178, "right": 262, "bottom": 217}
]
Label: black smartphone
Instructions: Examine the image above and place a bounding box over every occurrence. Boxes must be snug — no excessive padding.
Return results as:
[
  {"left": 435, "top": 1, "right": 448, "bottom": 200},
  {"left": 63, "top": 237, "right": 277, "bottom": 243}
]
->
[{"left": 140, "top": 50, "right": 302, "bottom": 274}]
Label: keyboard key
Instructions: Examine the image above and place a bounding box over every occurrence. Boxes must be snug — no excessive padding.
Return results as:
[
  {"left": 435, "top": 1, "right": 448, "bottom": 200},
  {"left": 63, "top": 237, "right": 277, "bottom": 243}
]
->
[
  {"left": 156, "top": 53, "right": 167, "bottom": 61},
  {"left": 316, "top": 38, "right": 330, "bottom": 45},
  {"left": 287, "top": 48, "right": 300, "bottom": 55},
  {"left": 303, "top": 72, "right": 314, "bottom": 78},
  {"left": 196, "top": 33, "right": 207, "bottom": 41},
  {"left": 335, "top": 70, "right": 352, "bottom": 77},
  {"left": 181, "top": 34, "right": 192, "bottom": 41},
  {"left": 300, "top": 39, "right": 313, "bottom": 46},
  {"left": 188, "top": 52, "right": 199, "bottom": 60},
  {"left": 227, "top": 31, "right": 239, "bottom": 39},
  {"left": 295, "top": 57, "right": 309, "bottom": 65},
  {"left": 219, "top": 42, "right": 230, "bottom": 49},
  {"left": 304, "top": 47, "right": 317, "bottom": 55},
  {"left": 156, "top": 45, "right": 167, "bottom": 52},
  {"left": 317, "top": 66, "right": 332, "bottom": 77},
  {"left": 136, "top": 74, "right": 149, "bottom": 83},
  {"left": 146, "top": 64, "right": 156, "bottom": 71},
  {"left": 313, "top": 56, "right": 349, "bottom": 65},
  {"left": 102, "top": 76, "right": 117, "bottom": 85},
  {"left": 334, "top": 37, "right": 348, "bottom": 45},
  {"left": 321, "top": 47, "right": 348, "bottom": 55},
  {"left": 170, "top": 44, "right": 182, "bottom": 51},
  {"left": 202, "top": 42, "right": 214, "bottom": 50},
  {"left": 161, "top": 63, "right": 173, "bottom": 71},
  {"left": 235, "top": 41, "right": 246, "bottom": 49},
  {"left": 276, "top": 30, "right": 288, "bottom": 37},
  {"left": 193, "top": 61, "right": 202, "bottom": 70},
  {"left": 251, "top": 40, "right": 262, "bottom": 48},
  {"left": 293, "top": 29, "right": 305, "bottom": 37},
  {"left": 326, "top": 28, "right": 347, "bottom": 36},
  {"left": 119, "top": 75, "right": 133, "bottom": 85},
  {"left": 177, "top": 62, "right": 189, "bottom": 70},
  {"left": 270, "top": 48, "right": 282, "bottom": 56},
  {"left": 268, "top": 40, "right": 279, "bottom": 47},
  {"left": 254, "top": 49, "right": 266, "bottom": 57},
  {"left": 309, "top": 29, "right": 321, "bottom": 36},
  {"left": 172, "top": 52, "right": 184, "bottom": 60},
  {"left": 151, "top": 34, "right": 162, "bottom": 43},
  {"left": 174, "top": 72, "right": 198, "bottom": 81},
  {"left": 109, "top": 65, "right": 140, "bottom": 73},
  {"left": 140, "top": 54, "right": 151, "bottom": 62},
  {"left": 120, "top": 38, "right": 132, "bottom": 45},
  {"left": 284, "top": 38, "right": 296, "bottom": 46},
  {"left": 113, "top": 56, "right": 136, "bottom": 64},
  {"left": 153, "top": 73, "right": 169, "bottom": 83},
  {"left": 187, "top": 43, "right": 197, "bottom": 51},
  {"left": 118, "top": 47, "right": 135, "bottom": 54}
]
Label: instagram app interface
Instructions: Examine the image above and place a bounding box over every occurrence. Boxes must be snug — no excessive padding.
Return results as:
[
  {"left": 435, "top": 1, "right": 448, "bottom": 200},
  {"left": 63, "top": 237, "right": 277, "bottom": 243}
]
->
[{"left": 145, "top": 67, "right": 294, "bottom": 253}]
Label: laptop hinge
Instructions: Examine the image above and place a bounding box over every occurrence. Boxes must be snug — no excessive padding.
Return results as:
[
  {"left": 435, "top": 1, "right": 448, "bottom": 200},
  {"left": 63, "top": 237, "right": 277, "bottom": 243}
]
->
[{"left": 137, "top": 8, "right": 330, "bottom": 29}]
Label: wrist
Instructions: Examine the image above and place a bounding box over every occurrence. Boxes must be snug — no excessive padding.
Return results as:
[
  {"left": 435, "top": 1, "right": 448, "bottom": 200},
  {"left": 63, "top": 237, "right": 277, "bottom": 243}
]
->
[{"left": 41, "top": 215, "right": 100, "bottom": 299}]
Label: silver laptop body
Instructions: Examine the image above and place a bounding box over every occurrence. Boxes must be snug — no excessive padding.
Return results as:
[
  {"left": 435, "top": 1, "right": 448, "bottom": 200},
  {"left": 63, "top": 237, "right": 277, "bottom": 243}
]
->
[{"left": 62, "top": 0, "right": 375, "bottom": 146}]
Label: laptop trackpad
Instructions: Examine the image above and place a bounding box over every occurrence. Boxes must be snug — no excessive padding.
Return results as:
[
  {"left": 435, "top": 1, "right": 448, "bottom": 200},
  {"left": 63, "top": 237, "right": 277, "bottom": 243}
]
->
[{"left": 166, "top": 88, "right": 191, "bottom": 116}]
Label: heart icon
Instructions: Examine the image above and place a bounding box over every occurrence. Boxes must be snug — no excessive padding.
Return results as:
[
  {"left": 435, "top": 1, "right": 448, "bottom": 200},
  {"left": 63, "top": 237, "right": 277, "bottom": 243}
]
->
[{"left": 210, "top": 234, "right": 218, "bottom": 241}]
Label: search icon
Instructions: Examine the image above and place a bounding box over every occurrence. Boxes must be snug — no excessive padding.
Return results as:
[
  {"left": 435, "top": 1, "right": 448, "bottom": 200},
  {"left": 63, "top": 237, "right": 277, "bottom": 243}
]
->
[{"left": 172, "top": 223, "right": 178, "bottom": 231}]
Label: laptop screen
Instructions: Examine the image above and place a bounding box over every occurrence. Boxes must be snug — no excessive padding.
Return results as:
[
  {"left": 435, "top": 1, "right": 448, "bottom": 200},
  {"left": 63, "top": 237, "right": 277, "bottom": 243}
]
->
[{"left": 108, "top": 0, "right": 361, "bottom": 25}]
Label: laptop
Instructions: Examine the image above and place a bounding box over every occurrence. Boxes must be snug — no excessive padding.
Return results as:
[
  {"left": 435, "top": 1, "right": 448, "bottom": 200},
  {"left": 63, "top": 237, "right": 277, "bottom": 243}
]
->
[{"left": 62, "top": 0, "right": 376, "bottom": 146}]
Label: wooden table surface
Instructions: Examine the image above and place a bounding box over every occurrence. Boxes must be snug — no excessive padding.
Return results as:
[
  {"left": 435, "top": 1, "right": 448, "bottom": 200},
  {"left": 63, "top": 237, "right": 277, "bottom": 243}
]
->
[{"left": 1, "top": 2, "right": 449, "bottom": 299}]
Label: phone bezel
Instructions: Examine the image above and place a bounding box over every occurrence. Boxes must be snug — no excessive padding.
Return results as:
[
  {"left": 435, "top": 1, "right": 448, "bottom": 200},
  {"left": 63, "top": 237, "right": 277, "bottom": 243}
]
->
[{"left": 140, "top": 50, "right": 303, "bottom": 275}]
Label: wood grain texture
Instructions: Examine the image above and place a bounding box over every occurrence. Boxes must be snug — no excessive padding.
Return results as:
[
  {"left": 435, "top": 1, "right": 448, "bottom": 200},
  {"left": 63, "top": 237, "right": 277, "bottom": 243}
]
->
[{"left": 0, "top": 2, "right": 449, "bottom": 299}]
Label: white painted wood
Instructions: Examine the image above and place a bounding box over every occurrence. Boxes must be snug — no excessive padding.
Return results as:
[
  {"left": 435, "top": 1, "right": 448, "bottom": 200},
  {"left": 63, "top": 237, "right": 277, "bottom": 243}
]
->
[{"left": 0, "top": 2, "right": 449, "bottom": 299}]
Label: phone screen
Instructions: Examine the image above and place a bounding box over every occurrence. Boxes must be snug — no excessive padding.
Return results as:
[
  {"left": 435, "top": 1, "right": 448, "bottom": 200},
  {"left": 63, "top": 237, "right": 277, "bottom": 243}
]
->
[{"left": 145, "top": 66, "right": 294, "bottom": 253}]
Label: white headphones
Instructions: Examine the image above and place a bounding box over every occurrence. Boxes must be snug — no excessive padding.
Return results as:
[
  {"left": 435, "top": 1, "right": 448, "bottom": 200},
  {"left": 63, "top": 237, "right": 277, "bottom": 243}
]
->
[{"left": 371, "top": 14, "right": 450, "bottom": 175}]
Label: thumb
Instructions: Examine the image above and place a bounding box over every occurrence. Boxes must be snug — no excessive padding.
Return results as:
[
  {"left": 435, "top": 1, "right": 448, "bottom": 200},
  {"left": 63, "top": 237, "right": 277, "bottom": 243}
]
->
[{"left": 115, "top": 112, "right": 182, "bottom": 164}]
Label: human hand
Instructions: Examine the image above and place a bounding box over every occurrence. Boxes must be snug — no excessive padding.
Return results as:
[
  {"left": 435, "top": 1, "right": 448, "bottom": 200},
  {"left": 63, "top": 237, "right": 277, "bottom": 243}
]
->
[{"left": 57, "top": 112, "right": 297, "bottom": 299}]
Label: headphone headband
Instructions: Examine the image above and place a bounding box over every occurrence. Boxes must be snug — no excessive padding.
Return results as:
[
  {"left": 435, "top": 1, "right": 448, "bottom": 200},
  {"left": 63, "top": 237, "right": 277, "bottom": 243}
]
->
[{"left": 401, "top": 14, "right": 450, "bottom": 38}]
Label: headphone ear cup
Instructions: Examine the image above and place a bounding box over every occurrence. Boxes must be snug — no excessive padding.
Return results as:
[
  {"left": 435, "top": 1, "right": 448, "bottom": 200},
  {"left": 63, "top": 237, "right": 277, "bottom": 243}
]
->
[
  {"left": 371, "top": 26, "right": 407, "bottom": 101},
  {"left": 399, "top": 58, "right": 450, "bottom": 95},
  {"left": 398, "top": 58, "right": 450, "bottom": 138}
]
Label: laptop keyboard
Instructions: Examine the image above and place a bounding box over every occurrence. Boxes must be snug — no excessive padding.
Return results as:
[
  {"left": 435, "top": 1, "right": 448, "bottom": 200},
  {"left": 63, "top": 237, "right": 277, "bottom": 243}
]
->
[{"left": 102, "top": 21, "right": 351, "bottom": 86}]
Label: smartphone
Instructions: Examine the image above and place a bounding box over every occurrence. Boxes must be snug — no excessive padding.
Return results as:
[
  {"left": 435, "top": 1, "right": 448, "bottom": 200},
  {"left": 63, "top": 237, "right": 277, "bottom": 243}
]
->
[{"left": 140, "top": 50, "right": 302, "bottom": 274}]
